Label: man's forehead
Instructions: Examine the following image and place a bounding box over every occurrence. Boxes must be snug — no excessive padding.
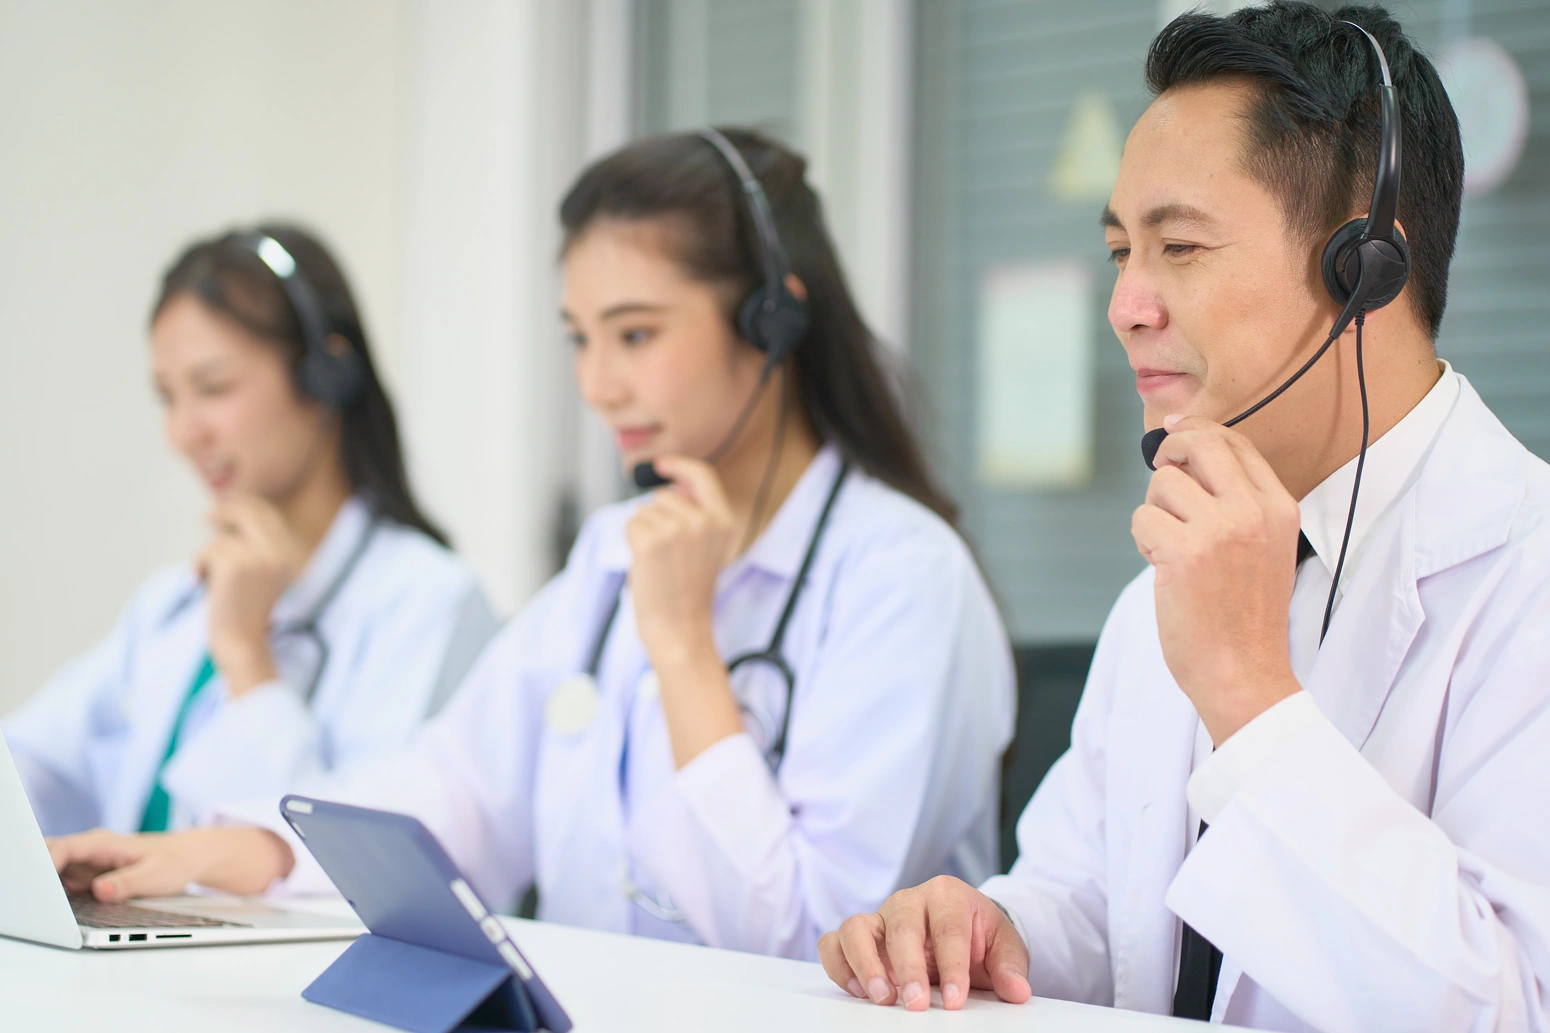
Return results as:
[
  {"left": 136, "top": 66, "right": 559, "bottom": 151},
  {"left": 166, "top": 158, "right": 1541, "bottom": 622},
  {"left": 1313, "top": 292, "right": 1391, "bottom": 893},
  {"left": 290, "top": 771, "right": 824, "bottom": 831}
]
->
[{"left": 1104, "top": 84, "right": 1261, "bottom": 230}]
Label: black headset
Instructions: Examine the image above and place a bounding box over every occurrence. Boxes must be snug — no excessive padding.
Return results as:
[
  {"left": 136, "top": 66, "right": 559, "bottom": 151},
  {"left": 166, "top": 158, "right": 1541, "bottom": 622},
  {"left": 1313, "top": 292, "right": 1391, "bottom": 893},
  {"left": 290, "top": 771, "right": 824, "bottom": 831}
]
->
[
  {"left": 235, "top": 231, "right": 366, "bottom": 409},
  {"left": 697, "top": 127, "right": 810, "bottom": 367},
  {"left": 631, "top": 130, "right": 810, "bottom": 489},
  {"left": 1139, "top": 21, "right": 1411, "bottom": 646},
  {"left": 1140, "top": 21, "right": 1410, "bottom": 472}
]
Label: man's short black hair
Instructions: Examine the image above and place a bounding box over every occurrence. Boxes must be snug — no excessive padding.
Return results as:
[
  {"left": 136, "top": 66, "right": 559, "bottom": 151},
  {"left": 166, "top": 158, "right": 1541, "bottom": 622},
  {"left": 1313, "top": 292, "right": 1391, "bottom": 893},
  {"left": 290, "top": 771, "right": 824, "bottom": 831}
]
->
[{"left": 1146, "top": 1, "right": 1463, "bottom": 339}]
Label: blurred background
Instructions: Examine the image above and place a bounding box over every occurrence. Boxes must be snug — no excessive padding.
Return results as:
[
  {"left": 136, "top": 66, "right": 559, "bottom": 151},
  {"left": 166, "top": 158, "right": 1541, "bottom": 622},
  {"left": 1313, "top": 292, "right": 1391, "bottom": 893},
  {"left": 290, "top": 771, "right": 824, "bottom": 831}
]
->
[{"left": 3, "top": 1, "right": 1545, "bottom": 823}]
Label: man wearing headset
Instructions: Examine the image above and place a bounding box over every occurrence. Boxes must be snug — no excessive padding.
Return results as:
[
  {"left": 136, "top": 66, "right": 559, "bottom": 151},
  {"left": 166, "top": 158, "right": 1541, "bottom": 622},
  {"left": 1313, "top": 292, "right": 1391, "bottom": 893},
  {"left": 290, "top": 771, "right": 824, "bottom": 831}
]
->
[{"left": 821, "top": 4, "right": 1550, "bottom": 1030}]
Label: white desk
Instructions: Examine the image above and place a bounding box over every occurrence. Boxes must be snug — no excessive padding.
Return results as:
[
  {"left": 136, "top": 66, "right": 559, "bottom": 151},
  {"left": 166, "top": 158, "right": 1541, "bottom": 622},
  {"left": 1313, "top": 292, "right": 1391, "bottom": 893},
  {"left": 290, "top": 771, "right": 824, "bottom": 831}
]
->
[{"left": 0, "top": 905, "right": 1208, "bottom": 1032}]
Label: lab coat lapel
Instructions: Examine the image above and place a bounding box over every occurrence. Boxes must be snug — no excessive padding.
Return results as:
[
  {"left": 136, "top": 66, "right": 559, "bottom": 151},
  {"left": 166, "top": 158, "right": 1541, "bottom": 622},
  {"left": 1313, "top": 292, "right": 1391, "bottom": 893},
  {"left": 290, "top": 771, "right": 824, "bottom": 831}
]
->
[
  {"left": 1302, "top": 499, "right": 1422, "bottom": 752},
  {"left": 1303, "top": 379, "right": 1520, "bottom": 754},
  {"left": 1110, "top": 608, "right": 1198, "bottom": 1013},
  {"left": 1212, "top": 379, "right": 1521, "bottom": 1021},
  {"left": 533, "top": 586, "right": 638, "bottom": 935}
]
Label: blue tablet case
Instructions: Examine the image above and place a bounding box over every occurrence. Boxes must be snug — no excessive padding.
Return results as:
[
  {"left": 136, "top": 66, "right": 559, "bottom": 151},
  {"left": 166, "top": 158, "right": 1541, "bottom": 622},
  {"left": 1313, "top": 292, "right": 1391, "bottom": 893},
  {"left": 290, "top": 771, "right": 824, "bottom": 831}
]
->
[{"left": 279, "top": 796, "right": 572, "bottom": 1033}]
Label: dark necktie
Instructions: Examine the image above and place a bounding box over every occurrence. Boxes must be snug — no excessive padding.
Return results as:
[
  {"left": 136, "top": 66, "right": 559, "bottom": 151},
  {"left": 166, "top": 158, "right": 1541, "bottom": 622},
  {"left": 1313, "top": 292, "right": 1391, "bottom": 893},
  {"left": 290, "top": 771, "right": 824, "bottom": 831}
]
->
[{"left": 1173, "top": 532, "right": 1315, "bottom": 1020}]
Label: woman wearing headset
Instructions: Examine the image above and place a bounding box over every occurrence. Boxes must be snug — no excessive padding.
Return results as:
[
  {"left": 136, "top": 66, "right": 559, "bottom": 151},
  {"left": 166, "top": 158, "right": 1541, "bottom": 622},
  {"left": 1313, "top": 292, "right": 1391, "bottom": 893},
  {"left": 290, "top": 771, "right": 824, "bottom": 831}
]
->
[
  {"left": 48, "top": 133, "right": 1015, "bottom": 962},
  {"left": 6, "top": 224, "right": 497, "bottom": 838}
]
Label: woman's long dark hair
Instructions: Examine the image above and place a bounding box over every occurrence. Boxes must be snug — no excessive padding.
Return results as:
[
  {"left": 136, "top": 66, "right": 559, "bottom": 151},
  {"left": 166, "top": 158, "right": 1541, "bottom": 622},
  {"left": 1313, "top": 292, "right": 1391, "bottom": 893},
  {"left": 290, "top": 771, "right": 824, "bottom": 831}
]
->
[
  {"left": 152, "top": 223, "right": 449, "bottom": 546},
  {"left": 558, "top": 128, "right": 959, "bottom": 528}
]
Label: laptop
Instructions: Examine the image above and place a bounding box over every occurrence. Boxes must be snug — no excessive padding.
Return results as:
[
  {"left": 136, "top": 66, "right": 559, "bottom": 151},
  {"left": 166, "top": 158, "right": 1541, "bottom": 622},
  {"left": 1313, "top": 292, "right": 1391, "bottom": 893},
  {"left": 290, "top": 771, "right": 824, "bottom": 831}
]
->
[{"left": 0, "top": 732, "right": 363, "bottom": 949}]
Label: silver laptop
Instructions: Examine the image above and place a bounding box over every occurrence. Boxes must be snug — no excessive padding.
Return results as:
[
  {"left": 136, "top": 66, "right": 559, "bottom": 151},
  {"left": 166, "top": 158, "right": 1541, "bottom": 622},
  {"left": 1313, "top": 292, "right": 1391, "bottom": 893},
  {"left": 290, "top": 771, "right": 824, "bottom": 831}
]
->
[{"left": 0, "top": 732, "right": 362, "bottom": 949}]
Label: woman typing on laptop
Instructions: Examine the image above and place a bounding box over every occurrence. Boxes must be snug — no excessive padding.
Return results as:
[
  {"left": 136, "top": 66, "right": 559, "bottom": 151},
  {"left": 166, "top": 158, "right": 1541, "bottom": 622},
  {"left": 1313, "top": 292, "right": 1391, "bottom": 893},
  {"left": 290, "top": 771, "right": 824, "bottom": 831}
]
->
[
  {"left": 4, "top": 225, "right": 496, "bottom": 843},
  {"left": 46, "top": 130, "right": 1016, "bottom": 962}
]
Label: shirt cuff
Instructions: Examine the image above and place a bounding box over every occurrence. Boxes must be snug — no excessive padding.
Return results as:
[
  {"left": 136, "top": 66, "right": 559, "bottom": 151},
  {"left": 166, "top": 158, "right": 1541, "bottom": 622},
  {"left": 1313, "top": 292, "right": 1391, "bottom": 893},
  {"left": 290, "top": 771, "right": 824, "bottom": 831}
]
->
[{"left": 1187, "top": 692, "right": 1327, "bottom": 824}]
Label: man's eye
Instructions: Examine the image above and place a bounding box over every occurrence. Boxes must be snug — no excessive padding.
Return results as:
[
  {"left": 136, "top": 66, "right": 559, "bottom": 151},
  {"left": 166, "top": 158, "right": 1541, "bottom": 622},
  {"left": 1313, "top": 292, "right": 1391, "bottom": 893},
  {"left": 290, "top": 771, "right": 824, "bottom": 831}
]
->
[
  {"left": 1108, "top": 247, "right": 1130, "bottom": 265},
  {"left": 1163, "top": 243, "right": 1201, "bottom": 257}
]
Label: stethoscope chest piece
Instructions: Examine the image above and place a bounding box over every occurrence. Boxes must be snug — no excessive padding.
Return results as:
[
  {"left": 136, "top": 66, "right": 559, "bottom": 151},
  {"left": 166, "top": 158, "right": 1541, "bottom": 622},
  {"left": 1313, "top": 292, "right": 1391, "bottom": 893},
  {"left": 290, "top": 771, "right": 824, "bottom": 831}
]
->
[{"left": 545, "top": 673, "right": 602, "bottom": 736}]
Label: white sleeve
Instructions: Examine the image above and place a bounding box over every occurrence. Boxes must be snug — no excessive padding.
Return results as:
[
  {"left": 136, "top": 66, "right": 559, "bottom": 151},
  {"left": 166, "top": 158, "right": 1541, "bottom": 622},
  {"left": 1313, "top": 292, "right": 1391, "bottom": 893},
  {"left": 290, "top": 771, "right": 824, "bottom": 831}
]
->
[
  {"left": 1167, "top": 634, "right": 1550, "bottom": 1033},
  {"left": 978, "top": 581, "right": 1143, "bottom": 1008},
  {"left": 164, "top": 581, "right": 497, "bottom": 820},
  {"left": 629, "top": 535, "right": 1014, "bottom": 960},
  {"left": 2, "top": 582, "right": 161, "bottom": 836},
  {"left": 210, "top": 576, "right": 565, "bottom": 913}
]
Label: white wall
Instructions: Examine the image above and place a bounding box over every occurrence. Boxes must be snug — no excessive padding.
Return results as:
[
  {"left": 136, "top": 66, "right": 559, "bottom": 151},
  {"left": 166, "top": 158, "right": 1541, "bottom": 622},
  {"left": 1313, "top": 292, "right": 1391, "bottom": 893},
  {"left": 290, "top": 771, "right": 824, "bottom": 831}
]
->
[{"left": 0, "top": 1, "right": 407, "bottom": 713}]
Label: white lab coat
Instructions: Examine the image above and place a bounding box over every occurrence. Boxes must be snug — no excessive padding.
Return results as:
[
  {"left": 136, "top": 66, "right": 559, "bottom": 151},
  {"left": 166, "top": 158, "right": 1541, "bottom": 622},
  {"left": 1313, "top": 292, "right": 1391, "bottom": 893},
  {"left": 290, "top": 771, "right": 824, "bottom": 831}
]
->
[
  {"left": 3, "top": 497, "right": 498, "bottom": 836},
  {"left": 236, "top": 445, "right": 1016, "bottom": 961},
  {"left": 984, "top": 377, "right": 1550, "bottom": 1031}
]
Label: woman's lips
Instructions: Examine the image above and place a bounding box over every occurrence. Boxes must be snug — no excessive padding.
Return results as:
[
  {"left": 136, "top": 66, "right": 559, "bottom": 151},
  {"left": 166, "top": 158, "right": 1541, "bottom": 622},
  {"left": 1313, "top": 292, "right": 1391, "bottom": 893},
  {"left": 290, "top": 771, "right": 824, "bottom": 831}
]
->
[
  {"left": 199, "top": 465, "right": 236, "bottom": 491},
  {"left": 614, "top": 427, "right": 659, "bottom": 451}
]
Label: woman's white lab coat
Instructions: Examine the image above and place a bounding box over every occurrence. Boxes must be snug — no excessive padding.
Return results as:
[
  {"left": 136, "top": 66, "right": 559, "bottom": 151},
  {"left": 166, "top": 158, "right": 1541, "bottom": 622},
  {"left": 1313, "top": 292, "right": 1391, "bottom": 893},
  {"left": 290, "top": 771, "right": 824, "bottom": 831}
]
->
[
  {"left": 243, "top": 446, "right": 1016, "bottom": 961},
  {"left": 3, "top": 497, "right": 498, "bottom": 836}
]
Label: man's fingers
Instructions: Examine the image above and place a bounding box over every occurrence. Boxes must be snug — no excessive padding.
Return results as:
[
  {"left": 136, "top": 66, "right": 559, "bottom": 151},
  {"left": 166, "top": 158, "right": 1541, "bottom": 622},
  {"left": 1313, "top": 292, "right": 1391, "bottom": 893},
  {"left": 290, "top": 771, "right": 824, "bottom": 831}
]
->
[
  {"left": 880, "top": 896, "right": 933, "bottom": 1011},
  {"left": 983, "top": 909, "right": 1033, "bottom": 1004},
  {"left": 1145, "top": 465, "right": 1212, "bottom": 523},
  {"left": 1132, "top": 502, "right": 1184, "bottom": 563},
  {"left": 926, "top": 893, "right": 974, "bottom": 1010},
  {"left": 1154, "top": 426, "right": 1251, "bottom": 500},
  {"left": 836, "top": 913, "right": 896, "bottom": 1006},
  {"left": 818, "top": 931, "right": 866, "bottom": 999}
]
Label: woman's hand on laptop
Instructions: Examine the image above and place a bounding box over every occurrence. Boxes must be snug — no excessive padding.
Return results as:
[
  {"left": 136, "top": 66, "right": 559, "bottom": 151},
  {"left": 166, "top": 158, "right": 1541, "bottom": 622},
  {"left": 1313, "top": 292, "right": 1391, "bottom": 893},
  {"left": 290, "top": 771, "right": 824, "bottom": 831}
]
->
[{"left": 46, "top": 827, "right": 295, "bottom": 900}]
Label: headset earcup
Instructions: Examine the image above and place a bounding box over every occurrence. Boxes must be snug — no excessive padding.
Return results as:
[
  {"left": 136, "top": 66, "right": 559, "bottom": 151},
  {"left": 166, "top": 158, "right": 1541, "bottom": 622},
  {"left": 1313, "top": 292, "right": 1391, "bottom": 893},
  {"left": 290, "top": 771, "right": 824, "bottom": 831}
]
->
[
  {"left": 297, "top": 337, "right": 366, "bottom": 408},
  {"left": 1321, "top": 217, "right": 1412, "bottom": 312},
  {"left": 737, "top": 287, "right": 810, "bottom": 367}
]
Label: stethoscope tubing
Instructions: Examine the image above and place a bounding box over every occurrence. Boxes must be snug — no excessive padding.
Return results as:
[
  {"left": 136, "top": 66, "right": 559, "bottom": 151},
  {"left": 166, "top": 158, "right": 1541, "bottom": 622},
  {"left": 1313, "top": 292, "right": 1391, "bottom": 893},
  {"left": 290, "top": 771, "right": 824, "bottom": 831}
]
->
[{"left": 583, "top": 461, "right": 851, "bottom": 771}]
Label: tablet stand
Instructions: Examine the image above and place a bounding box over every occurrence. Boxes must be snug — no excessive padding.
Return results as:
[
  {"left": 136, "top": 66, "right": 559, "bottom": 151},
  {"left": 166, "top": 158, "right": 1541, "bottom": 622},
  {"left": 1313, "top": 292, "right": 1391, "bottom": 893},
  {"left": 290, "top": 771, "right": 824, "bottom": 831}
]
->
[{"left": 303, "top": 932, "right": 542, "bottom": 1033}]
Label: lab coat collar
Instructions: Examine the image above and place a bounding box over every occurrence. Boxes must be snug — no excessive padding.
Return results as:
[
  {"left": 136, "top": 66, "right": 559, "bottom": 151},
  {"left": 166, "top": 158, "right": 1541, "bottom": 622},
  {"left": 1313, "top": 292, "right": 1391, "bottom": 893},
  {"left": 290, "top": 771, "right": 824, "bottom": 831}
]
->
[
  {"left": 161, "top": 496, "right": 375, "bottom": 627},
  {"left": 1304, "top": 373, "right": 1524, "bottom": 752},
  {"left": 1299, "top": 361, "right": 1459, "bottom": 586},
  {"left": 596, "top": 443, "right": 845, "bottom": 582},
  {"left": 1213, "top": 374, "right": 1527, "bottom": 1018},
  {"left": 269, "top": 496, "right": 375, "bottom": 626}
]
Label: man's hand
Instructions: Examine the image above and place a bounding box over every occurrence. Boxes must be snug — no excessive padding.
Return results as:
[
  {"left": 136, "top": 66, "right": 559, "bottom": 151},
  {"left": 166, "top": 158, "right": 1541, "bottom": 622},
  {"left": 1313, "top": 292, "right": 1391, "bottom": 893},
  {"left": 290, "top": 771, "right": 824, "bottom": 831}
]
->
[
  {"left": 818, "top": 876, "right": 1032, "bottom": 1011},
  {"left": 1131, "top": 415, "right": 1304, "bottom": 744}
]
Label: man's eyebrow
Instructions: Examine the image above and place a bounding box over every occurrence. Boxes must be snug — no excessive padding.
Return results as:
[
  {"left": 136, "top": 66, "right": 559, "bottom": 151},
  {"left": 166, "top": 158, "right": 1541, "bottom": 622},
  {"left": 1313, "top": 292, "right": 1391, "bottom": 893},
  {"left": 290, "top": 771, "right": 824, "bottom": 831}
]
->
[
  {"left": 1100, "top": 205, "right": 1124, "bottom": 230},
  {"left": 1140, "top": 203, "right": 1216, "bottom": 229}
]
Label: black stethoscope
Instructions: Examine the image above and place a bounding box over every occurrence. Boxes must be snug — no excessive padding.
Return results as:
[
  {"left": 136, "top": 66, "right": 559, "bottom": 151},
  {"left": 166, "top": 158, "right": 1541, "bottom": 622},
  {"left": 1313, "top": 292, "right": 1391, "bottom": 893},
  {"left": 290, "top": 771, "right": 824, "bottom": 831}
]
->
[
  {"left": 581, "top": 460, "right": 850, "bottom": 771},
  {"left": 573, "top": 461, "right": 849, "bottom": 926},
  {"left": 164, "top": 513, "right": 380, "bottom": 704}
]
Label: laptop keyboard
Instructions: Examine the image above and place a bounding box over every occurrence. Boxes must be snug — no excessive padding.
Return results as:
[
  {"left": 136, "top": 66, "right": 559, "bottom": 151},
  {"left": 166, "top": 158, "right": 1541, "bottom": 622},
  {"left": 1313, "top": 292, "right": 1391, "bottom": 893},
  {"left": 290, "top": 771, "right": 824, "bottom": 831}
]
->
[{"left": 70, "top": 896, "right": 245, "bottom": 929}]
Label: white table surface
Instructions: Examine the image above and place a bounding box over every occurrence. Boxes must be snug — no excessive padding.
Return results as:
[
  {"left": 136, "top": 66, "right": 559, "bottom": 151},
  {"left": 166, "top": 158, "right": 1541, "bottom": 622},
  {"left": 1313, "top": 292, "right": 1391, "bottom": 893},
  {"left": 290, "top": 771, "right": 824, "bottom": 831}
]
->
[{"left": 0, "top": 900, "right": 1209, "bottom": 1032}]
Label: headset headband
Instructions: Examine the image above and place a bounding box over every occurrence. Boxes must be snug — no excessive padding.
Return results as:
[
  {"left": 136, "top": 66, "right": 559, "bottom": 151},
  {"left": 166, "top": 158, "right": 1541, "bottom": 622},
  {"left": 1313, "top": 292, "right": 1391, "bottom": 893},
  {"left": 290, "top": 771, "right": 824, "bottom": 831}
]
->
[
  {"left": 235, "top": 231, "right": 364, "bottom": 408},
  {"left": 697, "top": 128, "right": 792, "bottom": 308},
  {"left": 1344, "top": 21, "right": 1401, "bottom": 246}
]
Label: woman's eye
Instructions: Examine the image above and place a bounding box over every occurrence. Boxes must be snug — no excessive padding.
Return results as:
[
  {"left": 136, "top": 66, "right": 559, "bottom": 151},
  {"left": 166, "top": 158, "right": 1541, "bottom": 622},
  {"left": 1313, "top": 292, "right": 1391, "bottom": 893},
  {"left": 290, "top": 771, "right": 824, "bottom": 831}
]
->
[
  {"left": 195, "top": 381, "right": 235, "bottom": 398},
  {"left": 566, "top": 329, "right": 586, "bottom": 349},
  {"left": 621, "top": 327, "right": 656, "bottom": 346}
]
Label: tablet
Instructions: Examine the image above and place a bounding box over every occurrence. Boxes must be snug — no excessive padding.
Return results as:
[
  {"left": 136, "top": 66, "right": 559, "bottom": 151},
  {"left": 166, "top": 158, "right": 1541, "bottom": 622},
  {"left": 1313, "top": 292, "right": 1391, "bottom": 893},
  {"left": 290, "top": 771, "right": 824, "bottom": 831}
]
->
[{"left": 281, "top": 795, "right": 571, "bottom": 1033}]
